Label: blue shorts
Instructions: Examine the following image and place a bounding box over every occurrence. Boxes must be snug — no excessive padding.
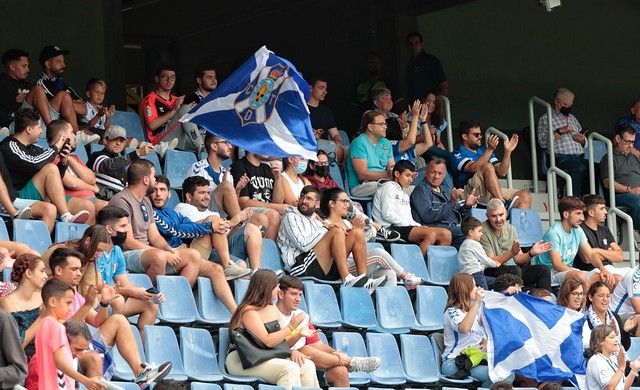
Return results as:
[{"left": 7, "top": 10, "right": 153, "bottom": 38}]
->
[{"left": 123, "top": 248, "right": 177, "bottom": 275}]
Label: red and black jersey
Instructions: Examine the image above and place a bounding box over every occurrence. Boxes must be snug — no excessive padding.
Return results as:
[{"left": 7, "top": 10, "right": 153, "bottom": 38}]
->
[{"left": 139, "top": 91, "right": 178, "bottom": 144}]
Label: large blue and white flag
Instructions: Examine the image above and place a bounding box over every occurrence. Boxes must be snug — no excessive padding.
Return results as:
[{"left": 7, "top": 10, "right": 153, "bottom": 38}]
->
[
  {"left": 481, "top": 291, "right": 586, "bottom": 384},
  {"left": 181, "top": 46, "right": 317, "bottom": 160}
]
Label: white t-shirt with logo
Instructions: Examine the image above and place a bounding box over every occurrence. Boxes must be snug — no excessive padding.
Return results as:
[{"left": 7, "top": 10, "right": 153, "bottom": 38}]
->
[
  {"left": 610, "top": 265, "right": 640, "bottom": 316},
  {"left": 442, "top": 306, "right": 485, "bottom": 360},
  {"left": 586, "top": 353, "right": 623, "bottom": 390}
]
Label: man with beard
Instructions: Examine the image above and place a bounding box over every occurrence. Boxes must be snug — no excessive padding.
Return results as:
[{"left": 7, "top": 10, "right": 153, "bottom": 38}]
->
[
  {"left": 184, "top": 64, "right": 217, "bottom": 105},
  {"left": 30, "top": 45, "right": 83, "bottom": 132},
  {"left": 108, "top": 160, "right": 237, "bottom": 312},
  {"left": 277, "top": 185, "right": 386, "bottom": 291},
  {"left": 450, "top": 120, "right": 531, "bottom": 209},
  {"left": 0, "top": 48, "right": 31, "bottom": 130}
]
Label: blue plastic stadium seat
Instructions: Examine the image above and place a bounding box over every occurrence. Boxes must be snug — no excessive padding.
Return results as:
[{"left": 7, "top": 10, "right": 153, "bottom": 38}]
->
[
  {"left": 111, "top": 110, "right": 146, "bottom": 142},
  {"left": 628, "top": 337, "right": 640, "bottom": 361},
  {"left": 329, "top": 161, "right": 345, "bottom": 190},
  {"left": 469, "top": 207, "right": 487, "bottom": 222},
  {"left": 218, "top": 327, "right": 262, "bottom": 383},
  {"left": 143, "top": 151, "right": 162, "bottom": 175},
  {"left": 425, "top": 246, "right": 459, "bottom": 286},
  {"left": 143, "top": 325, "right": 188, "bottom": 380},
  {"left": 89, "top": 143, "right": 105, "bottom": 154},
  {"left": 303, "top": 281, "right": 342, "bottom": 328},
  {"left": 367, "top": 242, "right": 384, "bottom": 251},
  {"left": 338, "top": 130, "right": 351, "bottom": 147},
  {"left": 332, "top": 332, "right": 371, "bottom": 385},
  {"left": 390, "top": 243, "right": 429, "bottom": 282},
  {"left": 223, "top": 385, "right": 254, "bottom": 390},
  {"left": 179, "top": 326, "right": 224, "bottom": 381},
  {"left": 340, "top": 287, "right": 379, "bottom": 329},
  {"left": 106, "top": 383, "right": 141, "bottom": 390},
  {"left": 414, "top": 285, "right": 447, "bottom": 332},
  {"left": 429, "top": 332, "right": 474, "bottom": 385},
  {"left": 258, "top": 384, "right": 286, "bottom": 390},
  {"left": 2, "top": 268, "right": 11, "bottom": 282},
  {"left": 374, "top": 286, "right": 417, "bottom": 334},
  {"left": 164, "top": 150, "right": 197, "bottom": 190},
  {"left": 192, "top": 384, "right": 223, "bottom": 390},
  {"left": 366, "top": 332, "right": 407, "bottom": 385},
  {"left": 234, "top": 278, "right": 250, "bottom": 305},
  {"left": 261, "top": 239, "right": 284, "bottom": 272},
  {"left": 127, "top": 273, "right": 153, "bottom": 288},
  {"left": 54, "top": 222, "right": 89, "bottom": 243},
  {"left": 156, "top": 275, "right": 198, "bottom": 323},
  {"left": 74, "top": 145, "right": 88, "bottom": 163},
  {"left": 400, "top": 334, "right": 439, "bottom": 384},
  {"left": 0, "top": 221, "right": 9, "bottom": 241},
  {"left": 165, "top": 189, "right": 180, "bottom": 210},
  {"left": 13, "top": 219, "right": 51, "bottom": 255},
  {"left": 510, "top": 208, "right": 544, "bottom": 247},
  {"left": 328, "top": 388, "right": 359, "bottom": 390},
  {"left": 197, "top": 276, "right": 231, "bottom": 325},
  {"left": 111, "top": 325, "right": 145, "bottom": 381}
]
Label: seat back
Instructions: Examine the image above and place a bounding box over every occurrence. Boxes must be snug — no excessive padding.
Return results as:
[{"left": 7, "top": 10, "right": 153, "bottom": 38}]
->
[
  {"left": 509, "top": 208, "right": 544, "bottom": 247},
  {"left": 366, "top": 332, "right": 407, "bottom": 383},
  {"left": 156, "top": 275, "right": 198, "bottom": 323},
  {"left": 127, "top": 273, "right": 153, "bottom": 288},
  {"left": 111, "top": 111, "right": 146, "bottom": 141},
  {"left": 166, "top": 189, "right": 180, "bottom": 210},
  {"left": 415, "top": 285, "right": 447, "bottom": 331},
  {"left": 332, "top": 331, "right": 371, "bottom": 384},
  {"left": 258, "top": 385, "right": 286, "bottom": 390},
  {"left": 303, "top": 281, "right": 342, "bottom": 328},
  {"left": 400, "top": 334, "right": 439, "bottom": 383},
  {"left": 329, "top": 161, "right": 345, "bottom": 190},
  {"left": 374, "top": 286, "right": 416, "bottom": 333},
  {"left": 223, "top": 385, "right": 254, "bottom": 390},
  {"left": 111, "top": 325, "right": 145, "bottom": 380},
  {"left": 469, "top": 207, "right": 487, "bottom": 222},
  {"left": 179, "top": 326, "right": 223, "bottom": 381},
  {"left": 143, "top": 325, "right": 186, "bottom": 379},
  {"left": 74, "top": 146, "right": 88, "bottom": 163},
  {"left": 426, "top": 246, "right": 459, "bottom": 285},
  {"left": 218, "top": 327, "right": 261, "bottom": 383},
  {"left": 340, "top": 287, "right": 378, "bottom": 328},
  {"left": 197, "top": 276, "right": 231, "bottom": 324},
  {"left": 54, "top": 222, "right": 89, "bottom": 243},
  {"left": 390, "top": 243, "right": 429, "bottom": 281},
  {"left": 260, "top": 239, "right": 284, "bottom": 272},
  {"left": 338, "top": 130, "right": 351, "bottom": 147},
  {"left": 0, "top": 221, "right": 9, "bottom": 240},
  {"left": 163, "top": 150, "right": 198, "bottom": 189},
  {"left": 89, "top": 143, "right": 104, "bottom": 154},
  {"left": 628, "top": 337, "right": 640, "bottom": 361},
  {"left": 13, "top": 219, "right": 51, "bottom": 255},
  {"left": 234, "top": 278, "right": 250, "bottom": 305},
  {"left": 192, "top": 383, "right": 223, "bottom": 390}
]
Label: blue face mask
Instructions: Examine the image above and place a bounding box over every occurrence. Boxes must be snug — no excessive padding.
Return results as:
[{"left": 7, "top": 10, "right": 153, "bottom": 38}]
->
[{"left": 294, "top": 160, "right": 308, "bottom": 175}]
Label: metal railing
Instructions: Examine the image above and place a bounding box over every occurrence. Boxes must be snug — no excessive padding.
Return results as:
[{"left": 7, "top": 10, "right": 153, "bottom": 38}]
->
[
  {"left": 587, "top": 132, "right": 636, "bottom": 266},
  {"left": 546, "top": 166, "right": 572, "bottom": 221},
  {"left": 485, "top": 127, "right": 513, "bottom": 189},
  {"left": 443, "top": 96, "right": 453, "bottom": 152},
  {"left": 528, "top": 97, "right": 554, "bottom": 193}
]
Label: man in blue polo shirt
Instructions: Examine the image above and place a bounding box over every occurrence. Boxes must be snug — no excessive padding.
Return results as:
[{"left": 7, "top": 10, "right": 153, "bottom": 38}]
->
[
  {"left": 346, "top": 110, "right": 394, "bottom": 197},
  {"left": 450, "top": 120, "right": 531, "bottom": 209}
]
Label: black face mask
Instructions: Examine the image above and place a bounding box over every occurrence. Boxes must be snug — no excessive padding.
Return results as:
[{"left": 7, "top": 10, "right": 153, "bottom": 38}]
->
[
  {"left": 314, "top": 165, "right": 329, "bottom": 178},
  {"left": 559, "top": 106, "right": 572, "bottom": 116},
  {"left": 112, "top": 231, "right": 127, "bottom": 246}
]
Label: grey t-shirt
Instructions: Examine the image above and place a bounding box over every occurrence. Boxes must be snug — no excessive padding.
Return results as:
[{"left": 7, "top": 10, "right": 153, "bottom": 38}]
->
[
  {"left": 601, "top": 149, "right": 640, "bottom": 188},
  {"left": 109, "top": 188, "right": 153, "bottom": 245},
  {"left": 479, "top": 221, "right": 518, "bottom": 258}
]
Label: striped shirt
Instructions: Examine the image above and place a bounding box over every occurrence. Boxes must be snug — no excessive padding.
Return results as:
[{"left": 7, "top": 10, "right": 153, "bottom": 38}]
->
[
  {"left": 277, "top": 207, "right": 327, "bottom": 270},
  {"left": 536, "top": 111, "right": 584, "bottom": 155}
]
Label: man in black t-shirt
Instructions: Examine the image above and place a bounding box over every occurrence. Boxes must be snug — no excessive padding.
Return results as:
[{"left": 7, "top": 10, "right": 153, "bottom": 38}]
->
[
  {"left": 574, "top": 195, "right": 628, "bottom": 279},
  {"left": 306, "top": 76, "right": 346, "bottom": 164},
  {"left": 184, "top": 64, "right": 217, "bottom": 105},
  {"left": 0, "top": 49, "right": 31, "bottom": 129},
  {"left": 229, "top": 152, "right": 287, "bottom": 239},
  {"left": 405, "top": 32, "right": 447, "bottom": 102}
]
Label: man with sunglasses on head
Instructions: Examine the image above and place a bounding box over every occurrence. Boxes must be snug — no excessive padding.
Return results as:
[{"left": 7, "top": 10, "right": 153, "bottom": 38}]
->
[{"left": 450, "top": 120, "right": 531, "bottom": 210}]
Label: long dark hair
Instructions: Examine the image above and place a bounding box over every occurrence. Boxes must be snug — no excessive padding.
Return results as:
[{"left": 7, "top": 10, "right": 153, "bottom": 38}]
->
[
  {"left": 229, "top": 269, "right": 278, "bottom": 329},
  {"left": 319, "top": 187, "right": 346, "bottom": 218},
  {"left": 71, "top": 225, "right": 112, "bottom": 295},
  {"left": 425, "top": 91, "right": 445, "bottom": 128},
  {"left": 585, "top": 281, "right": 609, "bottom": 310}
]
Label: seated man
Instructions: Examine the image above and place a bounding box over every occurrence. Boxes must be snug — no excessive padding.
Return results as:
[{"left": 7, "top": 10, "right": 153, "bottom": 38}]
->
[
  {"left": 410, "top": 157, "right": 477, "bottom": 248},
  {"left": 537, "top": 196, "right": 612, "bottom": 287},
  {"left": 150, "top": 175, "right": 253, "bottom": 278},
  {"left": 574, "top": 194, "right": 628, "bottom": 279},
  {"left": 0, "top": 48, "right": 31, "bottom": 130},
  {"left": 306, "top": 76, "right": 346, "bottom": 164},
  {"left": 46, "top": 119, "right": 108, "bottom": 211},
  {"left": 451, "top": 120, "right": 530, "bottom": 209},
  {"left": 346, "top": 110, "right": 394, "bottom": 197},
  {"left": 0, "top": 107, "right": 92, "bottom": 223},
  {"left": 536, "top": 87, "right": 587, "bottom": 196},
  {"left": 601, "top": 124, "right": 640, "bottom": 232},
  {"left": 615, "top": 98, "right": 640, "bottom": 157},
  {"left": 277, "top": 185, "right": 384, "bottom": 291},
  {"left": 88, "top": 125, "right": 155, "bottom": 200},
  {"left": 107, "top": 160, "right": 237, "bottom": 313},
  {"left": 275, "top": 275, "right": 380, "bottom": 386},
  {"left": 230, "top": 151, "right": 286, "bottom": 239},
  {"left": 50, "top": 247, "right": 171, "bottom": 386},
  {"left": 479, "top": 198, "right": 552, "bottom": 291}
]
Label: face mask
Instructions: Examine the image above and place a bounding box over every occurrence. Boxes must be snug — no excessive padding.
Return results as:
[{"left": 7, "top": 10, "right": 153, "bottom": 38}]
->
[
  {"left": 314, "top": 165, "right": 329, "bottom": 177},
  {"left": 112, "top": 231, "right": 127, "bottom": 246},
  {"left": 294, "top": 161, "right": 308, "bottom": 175},
  {"left": 559, "top": 106, "right": 572, "bottom": 116}
]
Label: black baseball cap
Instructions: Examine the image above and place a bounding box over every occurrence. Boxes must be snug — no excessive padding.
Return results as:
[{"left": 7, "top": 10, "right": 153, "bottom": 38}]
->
[{"left": 39, "top": 45, "right": 70, "bottom": 66}]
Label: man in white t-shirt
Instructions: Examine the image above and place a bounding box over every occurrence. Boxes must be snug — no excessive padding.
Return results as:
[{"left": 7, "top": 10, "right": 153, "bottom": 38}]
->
[
  {"left": 275, "top": 275, "right": 380, "bottom": 386},
  {"left": 174, "top": 175, "right": 263, "bottom": 271},
  {"left": 610, "top": 265, "right": 640, "bottom": 334}
]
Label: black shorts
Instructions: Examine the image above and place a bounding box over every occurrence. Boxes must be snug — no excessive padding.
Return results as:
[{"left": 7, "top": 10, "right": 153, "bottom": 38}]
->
[
  {"left": 290, "top": 250, "right": 340, "bottom": 280},
  {"left": 391, "top": 225, "right": 416, "bottom": 242}
]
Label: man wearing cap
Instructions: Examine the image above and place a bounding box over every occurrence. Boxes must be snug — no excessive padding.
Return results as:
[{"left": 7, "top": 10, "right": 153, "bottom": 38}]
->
[
  {"left": 28, "top": 45, "right": 82, "bottom": 132},
  {"left": 88, "top": 125, "right": 155, "bottom": 200}
]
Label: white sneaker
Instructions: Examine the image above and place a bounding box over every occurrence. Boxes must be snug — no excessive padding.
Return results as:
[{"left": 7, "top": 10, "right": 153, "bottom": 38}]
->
[
  {"left": 403, "top": 273, "right": 423, "bottom": 290},
  {"left": 342, "top": 273, "right": 367, "bottom": 288},
  {"left": 61, "top": 210, "right": 90, "bottom": 224},
  {"left": 13, "top": 207, "right": 31, "bottom": 220},
  {"left": 224, "top": 262, "right": 251, "bottom": 280},
  {"left": 167, "top": 138, "right": 179, "bottom": 150},
  {"left": 349, "top": 356, "right": 381, "bottom": 373},
  {"left": 128, "top": 138, "right": 139, "bottom": 149},
  {"left": 0, "top": 127, "right": 9, "bottom": 137},
  {"left": 76, "top": 131, "right": 100, "bottom": 146},
  {"left": 362, "top": 275, "right": 387, "bottom": 294}
]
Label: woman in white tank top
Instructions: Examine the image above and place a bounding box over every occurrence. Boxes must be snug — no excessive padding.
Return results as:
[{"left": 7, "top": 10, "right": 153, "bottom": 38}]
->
[{"left": 281, "top": 157, "right": 311, "bottom": 205}]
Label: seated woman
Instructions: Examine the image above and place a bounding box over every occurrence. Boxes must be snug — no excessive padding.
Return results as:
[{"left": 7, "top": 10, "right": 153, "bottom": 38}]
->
[
  {"left": 585, "top": 324, "right": 640, "bottom": 390},
  {"left": 0, "top": 253, "right": 48, "bottom": 360},
  {"left": 372, "top": 159, "right": 452, "bottom": 255},
  {"left": 281, "top": 156, "right": 311, "bottom": 205},
  {"left": 442, "top": 273, "right": 513, "bottom": 387},
  {"left": 419, "top": 91, "right": 447, "bottom": 150},
  {"left": 304, "top": 150, "right": 340, "bottom": 191},
  {"left": 226, "top": 269, "right": 319, "bottom": 390},
  {"left": 585, "top": 281, "right": 631, "bottom": 351},
  {"left": 321, "top": 187, "right": 422, "bottom": 288},
  {"left": 43, "top": 225, "right": 161, "bottom": 339},
  {"left": 556, "top": 277, "right": 590, "bottom": 348}
]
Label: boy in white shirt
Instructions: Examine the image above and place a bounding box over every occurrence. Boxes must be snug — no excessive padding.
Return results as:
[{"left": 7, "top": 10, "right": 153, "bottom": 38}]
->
[{"left": 458, "top": 217, "right": 499, "bottom": 289}]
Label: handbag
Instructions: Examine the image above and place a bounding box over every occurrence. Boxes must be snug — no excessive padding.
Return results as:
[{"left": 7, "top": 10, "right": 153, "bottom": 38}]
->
[{"left": 231, "top": 327, "right": 291, "bottom": 369}]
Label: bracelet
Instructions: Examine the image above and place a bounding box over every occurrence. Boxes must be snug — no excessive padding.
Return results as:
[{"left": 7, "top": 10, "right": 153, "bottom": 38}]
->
[
  {"left": 99, "top": 301, "right": 109, "bottom": 308},
  {"left": 287, "top": 324, "right": 294, "bottom": 331}
]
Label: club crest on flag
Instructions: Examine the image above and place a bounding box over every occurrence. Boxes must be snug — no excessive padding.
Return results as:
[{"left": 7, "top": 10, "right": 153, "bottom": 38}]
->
[{"left": 235, "top": 63, "right": 288, "bottom": 126}]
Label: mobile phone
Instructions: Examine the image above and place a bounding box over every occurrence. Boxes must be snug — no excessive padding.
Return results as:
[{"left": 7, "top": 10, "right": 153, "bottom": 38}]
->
[{"left": 146, "top": 287, "right": 160, "bottom": 295}]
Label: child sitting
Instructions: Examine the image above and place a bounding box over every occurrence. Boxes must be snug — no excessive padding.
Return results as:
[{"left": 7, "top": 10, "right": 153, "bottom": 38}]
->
[{"left": 458, "top": 217, "right": 499, "bottom": 290}]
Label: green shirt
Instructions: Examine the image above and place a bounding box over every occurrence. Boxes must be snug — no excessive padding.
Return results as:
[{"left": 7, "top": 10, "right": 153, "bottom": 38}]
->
[{"left": 479, "top": 220, "right": 518, "bottom": 261}]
